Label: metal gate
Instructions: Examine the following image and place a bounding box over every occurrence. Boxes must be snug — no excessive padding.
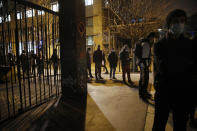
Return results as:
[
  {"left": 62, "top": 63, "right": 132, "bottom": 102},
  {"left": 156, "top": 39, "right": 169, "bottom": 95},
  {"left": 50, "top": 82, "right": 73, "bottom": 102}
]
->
[{"left": 0, "top": 0, "right": 60, "bottom": 123}]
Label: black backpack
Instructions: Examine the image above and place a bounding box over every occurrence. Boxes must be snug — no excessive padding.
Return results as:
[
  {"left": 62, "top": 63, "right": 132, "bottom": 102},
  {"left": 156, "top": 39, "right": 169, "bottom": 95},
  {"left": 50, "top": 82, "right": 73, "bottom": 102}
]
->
[{"left": 134, "top": 41, "right": 143, "bottom": 59}]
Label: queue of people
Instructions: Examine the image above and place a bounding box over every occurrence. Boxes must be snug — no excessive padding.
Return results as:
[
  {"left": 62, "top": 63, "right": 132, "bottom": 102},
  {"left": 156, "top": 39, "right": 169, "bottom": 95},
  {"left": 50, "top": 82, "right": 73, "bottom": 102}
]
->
[
  {"left": 86, "top": 9, "right": 197, "bottom": 130},
  {"left": 3, "top": 49, "right": 60, "bottom": 79}
]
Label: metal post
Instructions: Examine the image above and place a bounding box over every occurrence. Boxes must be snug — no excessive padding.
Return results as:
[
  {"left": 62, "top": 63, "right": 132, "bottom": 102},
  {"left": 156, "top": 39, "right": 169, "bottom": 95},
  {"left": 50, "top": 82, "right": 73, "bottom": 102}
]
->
[
  {"left": 14, "top": 2, "right": 23, "bottom": 111},
  {"left": 24, "top": 6, "right": 32, "bottom": 107},
  {"left": 36, "top": 11, "right": 42, "bottom": 103},
  {"left": 32, "top": 8, "right": 37, "bottom": 105},
  {"left": 12, "top": 29, "right": 17, "bottom": 83},
  {"left": 48, "top": 13, "right": 52, "bottom": 96},
  {"left": 1, "top": 3, "right": 10, "bottom": 118},
  {"left": 19, "top": 7, "right": 27, "bottom": 109},
  {"left": 41, "top": 11, "right": 46, "bottom": 100},
  {"left": 7, "top": 6, "right": 15, "bottom": 115},
  {"left": 45, "top": 12, "right": 50, "bottom": 98},
  {"left": 53, "top": 15, "right": 57, "bottom": 97},
  {"left": 52, "top": 14, "right": 54, "bottom": 50},
  {"left": 47, "top": 12, "right": 51, "bottom": 97}
]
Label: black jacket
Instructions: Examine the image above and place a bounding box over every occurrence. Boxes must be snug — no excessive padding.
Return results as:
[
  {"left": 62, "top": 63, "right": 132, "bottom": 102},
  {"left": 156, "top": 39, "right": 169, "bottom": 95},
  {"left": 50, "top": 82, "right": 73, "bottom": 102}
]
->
[
  {"left": 86, "top": 51, "right": 91, "bottom": 66},
  {"left": 108, "top": 51, "right": 118, "bottom": 67},
  {"left": 51, "top": 53, "right": 58, "bottom": 64},
  {"left": 154, "top": 34, "right": 193, "bottom": 95},
  {"left": 93, "top": 50, "right": 103, "bottom": 63},
  {"left": 120, "top": 50, "right": 130, "bottom": 66}
]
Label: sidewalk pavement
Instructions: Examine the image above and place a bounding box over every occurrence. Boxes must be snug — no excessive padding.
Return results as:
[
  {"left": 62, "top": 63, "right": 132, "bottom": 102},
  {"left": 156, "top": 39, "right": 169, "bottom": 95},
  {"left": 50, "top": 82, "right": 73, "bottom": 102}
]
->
[
  {"left": 89, "top": 72, "right": 197, "bottom": 131},
  {"left": 1, "top": 71, "right": 196, "bottom": 131}
]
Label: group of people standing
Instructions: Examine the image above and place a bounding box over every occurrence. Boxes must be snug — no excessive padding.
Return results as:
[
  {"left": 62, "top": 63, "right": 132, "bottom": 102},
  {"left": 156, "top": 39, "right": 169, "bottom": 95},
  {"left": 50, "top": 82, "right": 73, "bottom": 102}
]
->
[
  {"left": 86, "top": 45, "right": 134, "bottom": 82},
  {"left": 6, "top": 49, "right": 59, "bottom": 79},
  {"left": 86, "top": 9, "right": 197, "bottom": 131},
  {"left": 86, "top": 45, "right": 118, "bottom": 81}
]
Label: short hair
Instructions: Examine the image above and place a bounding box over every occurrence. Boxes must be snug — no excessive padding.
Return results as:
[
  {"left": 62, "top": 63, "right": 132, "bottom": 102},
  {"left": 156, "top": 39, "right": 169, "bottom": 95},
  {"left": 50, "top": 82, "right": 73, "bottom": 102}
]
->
[{"left": 166, "top": 9, "right": 187, "bottom": 28}]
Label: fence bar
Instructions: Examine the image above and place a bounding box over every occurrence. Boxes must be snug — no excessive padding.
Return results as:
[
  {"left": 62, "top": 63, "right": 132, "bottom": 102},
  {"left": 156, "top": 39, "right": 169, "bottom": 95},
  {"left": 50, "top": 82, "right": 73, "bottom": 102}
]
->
[
  {"left": 40, "top": 12, "right": 46, "bottom": 100},
  {"left": 32, "top": 9, "right": 37, "bottom": 105},
  {"left": 2, "top": 2, "right": 10, "bottom": 118},
  {"left": 12, "top": 29, "right": 17, "bottom": 83},
  {"left": 19, "top": 8, "right": 27, "bottom": 109},
  {"left": 45, "top": 12, "right": 50, "bottom": 99},
  {"left": 7, "top": 4, "right": 15, "bottom": 115},
  {"left": 48, "top": 13, "right": 53, "bottom": 96},
  {"left": 36, "top": 11, "right": 42, "bottom": 103},
  {"left": 14, "top": 2, "right": 24, "bottom": 111},
  {"left": 24, "top": 6, "right": 32, "bottom": 107}
]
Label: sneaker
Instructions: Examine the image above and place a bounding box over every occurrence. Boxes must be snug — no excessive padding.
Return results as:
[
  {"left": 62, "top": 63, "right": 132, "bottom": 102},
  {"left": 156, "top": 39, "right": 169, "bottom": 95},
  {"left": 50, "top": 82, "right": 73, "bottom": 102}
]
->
[{"left": 112, "top": 77, "right": 116, "bottom": 79}]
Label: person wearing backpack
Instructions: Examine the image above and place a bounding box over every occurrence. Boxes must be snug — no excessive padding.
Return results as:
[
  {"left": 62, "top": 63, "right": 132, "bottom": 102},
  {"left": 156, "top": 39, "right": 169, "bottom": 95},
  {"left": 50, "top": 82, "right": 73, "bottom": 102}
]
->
[{"left": 135, "top": 33, "right": 157, "bottom": 100}]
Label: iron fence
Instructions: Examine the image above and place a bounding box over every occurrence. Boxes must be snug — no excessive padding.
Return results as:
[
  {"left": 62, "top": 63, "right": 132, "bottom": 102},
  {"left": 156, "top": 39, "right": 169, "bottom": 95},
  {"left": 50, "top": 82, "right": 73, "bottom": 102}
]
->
[{"left": 0, "top": 0, "right": 61, "bottom": 123}]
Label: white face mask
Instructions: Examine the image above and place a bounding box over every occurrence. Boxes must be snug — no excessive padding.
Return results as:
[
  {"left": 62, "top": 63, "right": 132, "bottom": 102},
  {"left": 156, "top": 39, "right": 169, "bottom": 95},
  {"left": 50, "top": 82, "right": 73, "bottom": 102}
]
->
[{"left": 170, "top": 23, "right": 185, "bottom": 35}]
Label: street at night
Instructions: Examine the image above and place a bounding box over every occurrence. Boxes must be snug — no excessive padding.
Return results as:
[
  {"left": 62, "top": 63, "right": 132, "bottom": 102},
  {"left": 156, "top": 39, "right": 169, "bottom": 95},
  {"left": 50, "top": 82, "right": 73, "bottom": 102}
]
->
[{"left": 0, "top": 0, "right": 197, "bottom": 130}]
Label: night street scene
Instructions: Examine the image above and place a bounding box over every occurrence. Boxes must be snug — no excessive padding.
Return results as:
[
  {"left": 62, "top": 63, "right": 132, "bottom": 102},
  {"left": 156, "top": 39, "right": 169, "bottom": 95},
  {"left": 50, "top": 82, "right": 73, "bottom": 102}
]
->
[{"left": 0, "top": 0, "right": 197, "bottom": 130}]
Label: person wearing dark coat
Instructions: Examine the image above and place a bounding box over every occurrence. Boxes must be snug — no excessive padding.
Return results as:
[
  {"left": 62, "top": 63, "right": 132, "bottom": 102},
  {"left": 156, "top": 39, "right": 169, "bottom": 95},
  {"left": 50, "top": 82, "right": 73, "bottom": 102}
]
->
[
  {"left": 153, "top": 9, "right": 194, "bottom": 131},
  {"left": 20, "top": 50, "right": 28, "bottom": 75},
  {"left": 119, "top": 45, "right": 133, "bottom": 84},
  {"left": 93, "top": 45, "right": 103, "bottom": 80},
  {"left": 7, "top": 51, "right": 14, "bottom": 66},
  {"left": 51, "top": 49, "right": 59, "bottom": 79},
  {"left": 108, "top": 48, "right": 118, "bottom": 79},
  {"left": 86, "top": 48, "right": 94, "bottom": 78}
]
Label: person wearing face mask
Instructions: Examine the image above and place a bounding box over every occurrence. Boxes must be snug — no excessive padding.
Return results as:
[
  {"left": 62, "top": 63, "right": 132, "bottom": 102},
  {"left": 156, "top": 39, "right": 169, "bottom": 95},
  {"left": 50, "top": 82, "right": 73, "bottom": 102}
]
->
[{"left": 153, "top": 9, "right": 194, "bottom": 131}]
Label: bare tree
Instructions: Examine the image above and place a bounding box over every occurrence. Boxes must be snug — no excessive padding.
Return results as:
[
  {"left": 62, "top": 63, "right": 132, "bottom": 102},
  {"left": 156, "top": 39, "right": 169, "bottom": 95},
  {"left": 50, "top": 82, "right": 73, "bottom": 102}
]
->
[{"left": 104, "top": 0, "right": 172, "bottom": 44}]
